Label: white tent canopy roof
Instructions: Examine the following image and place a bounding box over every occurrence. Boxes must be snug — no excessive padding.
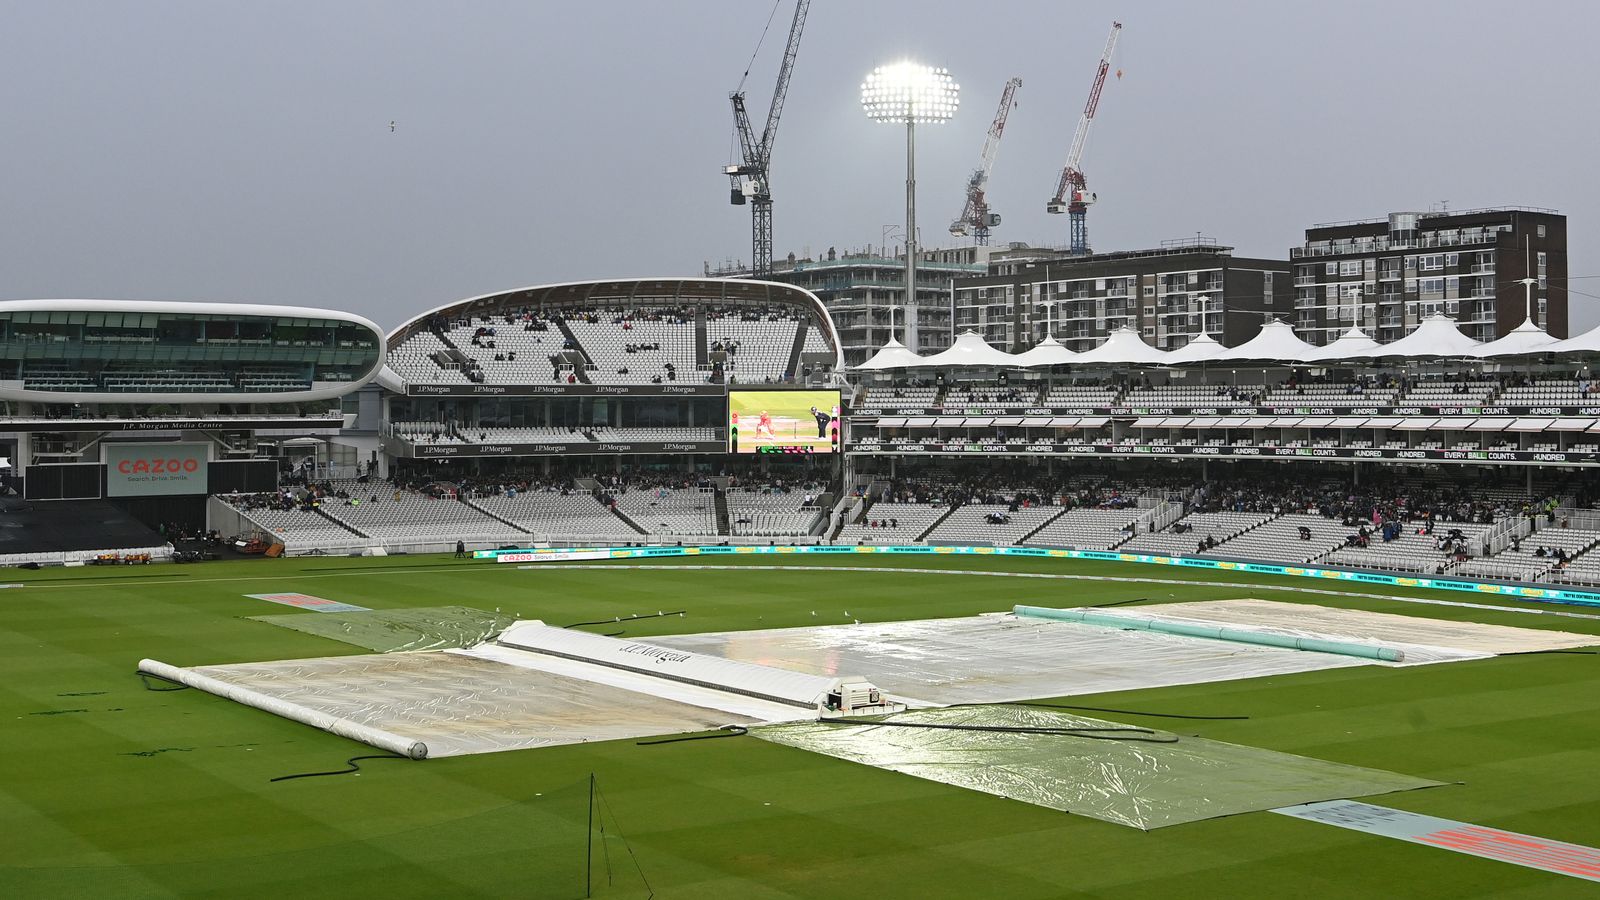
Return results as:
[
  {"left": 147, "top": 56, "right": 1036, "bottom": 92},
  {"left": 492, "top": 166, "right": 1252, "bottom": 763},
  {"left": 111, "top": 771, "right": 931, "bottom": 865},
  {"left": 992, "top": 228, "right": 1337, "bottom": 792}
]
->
[
  {"left": 1347, "top": 314, "right": 1483, "bottom": 359},
  {"left": 1307, "top": 327, "right": 1381, "bottom": 362},
  {"left": 1544, "top": 323, "right": 1600, "bottom": 356},
  {"left": 1010, "top": 336, "right": 1079, "bottom": 367},
  {"left": 1161, "top": 332, "right": 1227, "bottom": 364},
  {"left": 854, "top": 337, "right": 926, "bottom": 371},
  {"left": 1473, "top": 318, "right": 1559, "bottom": 358},
  {"left": 1212, "top": 320, "right": 1320, "bottom": 363},
  {"left": 1072, "top": 327, "right": 1171, "bottom": 365},
  {"left": 915, "top": 330, "right": 1019, "bottom": 368}
]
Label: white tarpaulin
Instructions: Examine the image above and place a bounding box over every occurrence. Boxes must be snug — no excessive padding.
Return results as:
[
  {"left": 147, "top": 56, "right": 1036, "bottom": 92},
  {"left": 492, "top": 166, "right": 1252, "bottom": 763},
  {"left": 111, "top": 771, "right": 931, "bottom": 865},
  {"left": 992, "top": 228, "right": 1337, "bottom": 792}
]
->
[
  {"left": 174, "top": 651, "right": 757, "bottom": 757},
  {"left": 652, "top": 613, "right": 1367, "bottom": 705}
]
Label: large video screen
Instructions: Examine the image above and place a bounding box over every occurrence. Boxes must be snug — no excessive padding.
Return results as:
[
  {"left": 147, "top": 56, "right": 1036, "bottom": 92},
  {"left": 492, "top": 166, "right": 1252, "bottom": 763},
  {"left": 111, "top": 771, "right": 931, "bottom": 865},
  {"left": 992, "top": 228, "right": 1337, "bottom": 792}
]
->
[
  {"left": 728, "top": 390, "right": 840, "bottom": 454},
  {"left": 105, "top": 442, "right": 210, "bottom": 497}
]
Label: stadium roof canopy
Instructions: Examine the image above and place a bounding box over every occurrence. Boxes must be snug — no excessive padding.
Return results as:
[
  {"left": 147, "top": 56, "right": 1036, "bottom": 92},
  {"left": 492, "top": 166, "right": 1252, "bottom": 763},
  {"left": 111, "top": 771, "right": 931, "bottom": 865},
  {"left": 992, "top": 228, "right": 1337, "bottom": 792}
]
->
[
  {"left": 1010, "top": 336, "right": 1079, "bottom": 367},
  {"left": 1212, "top": 320, "right": 1319, "bottom": 364},
  {"left": 1071, "top": 327, "right": 1172, "bottom": 365},
  {"left": 1161, "top": 333, "right": 1227, "bottom": 364},
  {"left": 384, "top": 277, "right": 843, "bottom": 380},
  {"left": 1346, "top": 314, "right": 1483, "bottom": 359},
  {"left": 1472, "top": 318, "right": 1559, "bottom": 358},
  {"left": 856, "top": 337, "right": 926, "bottom": 370},
  {"left": 1542, "top": 323, "right": 1600, "bottom": 356},
  {"left": 1307, "top": 327, "right": 1381, "bottom": 362},
  {"left": 916, "top": 331, "right": 1017, "bottom": 368}
]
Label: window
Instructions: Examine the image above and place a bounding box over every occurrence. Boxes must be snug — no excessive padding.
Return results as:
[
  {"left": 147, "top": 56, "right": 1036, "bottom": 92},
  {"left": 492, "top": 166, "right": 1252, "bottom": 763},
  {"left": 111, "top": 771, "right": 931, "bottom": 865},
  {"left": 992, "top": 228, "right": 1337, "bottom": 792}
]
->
[
  {"left": 1419, "top": 254, "right": 1444, "bottom": 271},
  {"left": 1325, "top": 261, "right": 1338, "bottom": 275},
  {"left": 1143, "top": 285, "right": 1155, "bottom": 297},
  {"left": 1445, "top": 253, "right": 1459, "bottom": 267},
  {"left": 1537, "top": 251, "right": 1548, "bottom": 288},
  {"left": 1339, "top": 259, "right": 1362, "bottom": 276},
  {"left": 1538, "top": 224, "right": 1547, "bottom": 238}
]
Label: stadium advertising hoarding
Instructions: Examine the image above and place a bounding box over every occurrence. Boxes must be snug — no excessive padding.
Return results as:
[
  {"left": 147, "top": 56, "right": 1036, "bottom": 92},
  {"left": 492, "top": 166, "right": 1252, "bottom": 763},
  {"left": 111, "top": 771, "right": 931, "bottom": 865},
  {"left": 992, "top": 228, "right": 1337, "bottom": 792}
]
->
[
  {"left": 851, "top": 442, "right": 1600, "bottom": 465},
  {"left": 406, "top": 383, "right": 725, "bottom": 397},
  {"left": 847, "top": 404, "right": 1600, "bottom": 417},
  {"left": 105, "top": 442, "right": 209, "bottom": 496},
  {"left": 729, "top": 390, "right": 840, "bottom": 454},
  {"left": 471, "top": 543, "right": 1600, "bottom": 609},
  {"left": 405, "top": 441, "right": 727, "bottom": 458}
]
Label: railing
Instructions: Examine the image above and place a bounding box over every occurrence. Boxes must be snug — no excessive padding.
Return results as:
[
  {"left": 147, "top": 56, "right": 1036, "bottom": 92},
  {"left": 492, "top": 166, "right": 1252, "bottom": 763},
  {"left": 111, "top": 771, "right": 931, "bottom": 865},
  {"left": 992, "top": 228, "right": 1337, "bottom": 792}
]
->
[
  {"left": 1551, "top": 507, "right": 1600, "bottom": 533},
  {"left": 1483, "top": 515, "right": 1533, "bottom": 555}
]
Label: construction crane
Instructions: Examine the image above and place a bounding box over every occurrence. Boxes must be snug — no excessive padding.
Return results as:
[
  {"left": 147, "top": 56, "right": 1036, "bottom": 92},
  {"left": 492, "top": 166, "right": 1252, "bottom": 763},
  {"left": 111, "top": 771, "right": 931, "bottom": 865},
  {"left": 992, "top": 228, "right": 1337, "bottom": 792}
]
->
[
  {"left": 1047, "top": 21, "right": 1121, "bottom": 256},
  {"left": 950, "top": 77, "right": 1022, "bottom": 245},
  {"left": 724, "top": 0, "right": 811, "bottom": 278}
]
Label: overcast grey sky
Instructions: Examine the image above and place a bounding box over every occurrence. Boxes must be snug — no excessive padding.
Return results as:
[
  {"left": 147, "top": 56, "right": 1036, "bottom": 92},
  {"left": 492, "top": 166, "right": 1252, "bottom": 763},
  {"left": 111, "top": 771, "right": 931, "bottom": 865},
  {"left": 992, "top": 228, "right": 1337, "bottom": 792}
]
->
[{"left": 2, "top": 0, "right": 1596, "bottom": 331}]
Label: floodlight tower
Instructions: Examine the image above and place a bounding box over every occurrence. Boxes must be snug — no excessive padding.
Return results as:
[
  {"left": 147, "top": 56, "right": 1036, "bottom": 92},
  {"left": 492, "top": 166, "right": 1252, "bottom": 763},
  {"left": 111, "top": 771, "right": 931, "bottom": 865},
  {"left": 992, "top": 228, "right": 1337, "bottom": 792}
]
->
[{"left": 861, "top": 63, "right": 959, "bottom": 344}]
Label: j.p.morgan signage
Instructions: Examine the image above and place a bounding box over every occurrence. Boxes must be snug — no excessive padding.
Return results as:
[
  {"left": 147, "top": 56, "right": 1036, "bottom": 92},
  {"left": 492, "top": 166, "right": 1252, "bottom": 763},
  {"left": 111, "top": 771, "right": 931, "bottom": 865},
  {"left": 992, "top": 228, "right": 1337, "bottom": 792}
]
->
[
  {"left": 407, "top": 383, "right": 725, "bottom": 397},
  {"left": 410, "top": 441, "right": 728, "bottom": 457}
]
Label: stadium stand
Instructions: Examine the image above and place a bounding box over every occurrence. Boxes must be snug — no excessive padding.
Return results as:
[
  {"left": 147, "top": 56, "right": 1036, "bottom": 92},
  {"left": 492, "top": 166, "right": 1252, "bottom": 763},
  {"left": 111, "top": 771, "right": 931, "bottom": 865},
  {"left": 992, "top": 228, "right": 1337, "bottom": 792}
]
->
[
  {"left": 922, "top": 504, "right": 1065, "bottom": 546},
  {"left": 1120, "top": 511, "right": 1272, "bottom": 557},
  {"left": 1022, "top": 508, "right": 1140, "bottom": 550},
  {"left": 467, "top": 490, "right": 643, "bottom": 543},
  {"left": 837, "top": 502, "right": 950, "bottom": 544},
  {"left": 1200, "top": 514, "right": 1348, "bottom": 564},
  {"left": 612, "top": 486, "right": 720, "bottom": 537}
]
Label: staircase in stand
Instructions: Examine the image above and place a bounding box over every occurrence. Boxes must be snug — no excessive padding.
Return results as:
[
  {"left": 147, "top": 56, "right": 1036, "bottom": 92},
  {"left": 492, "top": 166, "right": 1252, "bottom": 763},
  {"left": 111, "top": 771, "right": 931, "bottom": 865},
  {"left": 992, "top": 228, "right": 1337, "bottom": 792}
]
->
[{"left": 916, "top": 504, "right": 960, "bottom": 542}]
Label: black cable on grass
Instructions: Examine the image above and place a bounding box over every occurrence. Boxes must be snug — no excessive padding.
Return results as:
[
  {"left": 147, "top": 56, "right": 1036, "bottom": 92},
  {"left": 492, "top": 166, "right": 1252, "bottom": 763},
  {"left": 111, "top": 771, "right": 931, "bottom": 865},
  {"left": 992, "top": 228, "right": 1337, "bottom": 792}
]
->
[
  {"left": 563, "top": 610, "right": 686, "bottom": 629},
  {"left": 270, "top": 753, "right": 408, "bottom": 782},
  {"left": 816, "top": 717, "right": 1180, "bottom": 744},
  {"left": 1012, "top": 701, "right": 1249, "bottom": 721},
  {"left": 636, "top": 725, "right": 748, "bottom": 746},
  {"left": 1088, "top": 597, "right": 1153, "bottom": 609},
  {"left": 1499, "top": 648, "right": 1599, "bottom": 656},
  {"left": 138, "top": 671, "right": 191, "bottom": 692}
]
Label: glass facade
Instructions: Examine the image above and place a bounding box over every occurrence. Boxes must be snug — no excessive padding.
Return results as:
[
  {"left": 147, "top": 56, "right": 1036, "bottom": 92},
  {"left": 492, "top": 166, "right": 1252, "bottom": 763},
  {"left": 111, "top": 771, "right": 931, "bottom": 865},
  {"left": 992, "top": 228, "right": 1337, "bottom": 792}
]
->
[{"left": 0, "top": 310, "right": 381, "bottom": 394}]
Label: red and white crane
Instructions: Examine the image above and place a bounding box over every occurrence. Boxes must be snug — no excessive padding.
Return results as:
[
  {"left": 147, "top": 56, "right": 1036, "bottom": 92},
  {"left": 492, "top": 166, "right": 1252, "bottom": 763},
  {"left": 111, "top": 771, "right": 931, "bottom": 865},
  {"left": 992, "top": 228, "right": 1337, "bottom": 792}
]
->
[
  {"left": 950, "top": 77, "right": 1022, "bottom": 246},
  {"left": 1047, "top": 21, "right": 1121, "bottom": 255}
]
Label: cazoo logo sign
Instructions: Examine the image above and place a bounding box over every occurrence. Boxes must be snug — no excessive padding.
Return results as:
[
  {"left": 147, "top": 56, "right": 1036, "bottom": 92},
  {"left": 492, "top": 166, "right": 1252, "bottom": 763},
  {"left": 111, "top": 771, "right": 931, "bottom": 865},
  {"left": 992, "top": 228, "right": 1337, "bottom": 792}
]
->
[{"left": 116, "top": 456, "right": 201, "bottom": 475}]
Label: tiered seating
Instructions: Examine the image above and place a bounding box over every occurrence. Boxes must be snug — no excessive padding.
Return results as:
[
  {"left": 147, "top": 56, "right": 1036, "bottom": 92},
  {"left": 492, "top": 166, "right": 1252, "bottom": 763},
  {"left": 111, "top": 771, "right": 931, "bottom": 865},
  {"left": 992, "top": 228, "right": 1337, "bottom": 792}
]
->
[
  {"left": 1122, "top": 385, "right": 1263, "bottom": 408},
  {"left": 1482, "top": 528, "right": 1600, "bottom": 576},
  {"left": 1323, "top": 523, "right": 1493, "bottom": 575},
  {"left": 708, "top": 311, "right": 805, "bottom": 383},
  {"left": 1263, "top": 383, "right": 1399, "bottom": 407},
  {"left": 1042, "top": 385, "right": 1119, "bottom": 406},
  {"left": 467, "top": 491, "right": 641, "bottom": 542},
  {"left": 223, "top": 500, "right": 358, "bottom": 551},
  {"left": 386, "top": 330, "right": 470, "bottom": 384},
  {"left": 1022, "top": 508, "right": 1139, "bottom": 550},
  {"left": 392, "top": 421, "right": 459, "bottom": 443},
  {"left": 1119, "top": 511, "right": 1270, "bottom": 557},
  {"left": 1497, "top": 380, "right": 1594, "bottom": 405},
  {"left": 1200, "top": 513, "right": 1344, "bottom": 564},
  {"left": 727, "top": 489, "right": 824, "bottom": 537},
  {"left": 613, "top": 487, "right": 719, "bottom": 536},
  {"left": 856, "top": 387, "right": 938, "bottom": 409},
  {"left": 317, "top": 483, "right": 527, "bottom": 544},
  {"left": 922, "top": 504, "right": 1063, "bottom": 546},
  {"left": 563, "top": 308, "right": 699, "bottom": 383},
  {"left": 837, "top": 502, "right": 949, "bottom": 544},
  {"left": 942, "top": 386, "right": 1039, "bottom": 408},
  {"left": 1401, "top": 381, "right": 1496, "bottom": 405},
  {"left": 459, "top": 426, "right": 719, "bottom": 444}
]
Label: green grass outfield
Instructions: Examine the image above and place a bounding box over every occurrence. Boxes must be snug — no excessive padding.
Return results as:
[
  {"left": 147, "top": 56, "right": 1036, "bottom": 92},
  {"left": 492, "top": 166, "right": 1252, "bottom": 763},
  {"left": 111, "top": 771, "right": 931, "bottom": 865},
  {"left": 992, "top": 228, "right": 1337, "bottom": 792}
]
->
[{"left": 3, "top": 552, "right": 1600, "bottom": 898}]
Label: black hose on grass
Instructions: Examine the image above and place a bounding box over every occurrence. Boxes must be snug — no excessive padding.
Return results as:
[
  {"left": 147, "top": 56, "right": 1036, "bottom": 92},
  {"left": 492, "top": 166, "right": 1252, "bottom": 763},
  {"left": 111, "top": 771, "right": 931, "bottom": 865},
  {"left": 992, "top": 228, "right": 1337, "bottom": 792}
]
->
[
  {"left": 270, "top": 753, "right": 409, "bottom": 782},
  {"left": 635, "top": 725, "right": 749, "bottom": 746},
  {"left": 1088, "top": 597, "right": 1153, "bottom": 609},
  {"left": 816, "top": 717, "right": 1180, "bottom": 744},
  {"left": 1012, "top": 701, "right": 1249, "bottom": 721},
  {"left": 563, "top": 610, "right": 686, "bottom": 629},
  {"left": 1498, "top": 648, "right": 1599, "bottom": 656}
]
